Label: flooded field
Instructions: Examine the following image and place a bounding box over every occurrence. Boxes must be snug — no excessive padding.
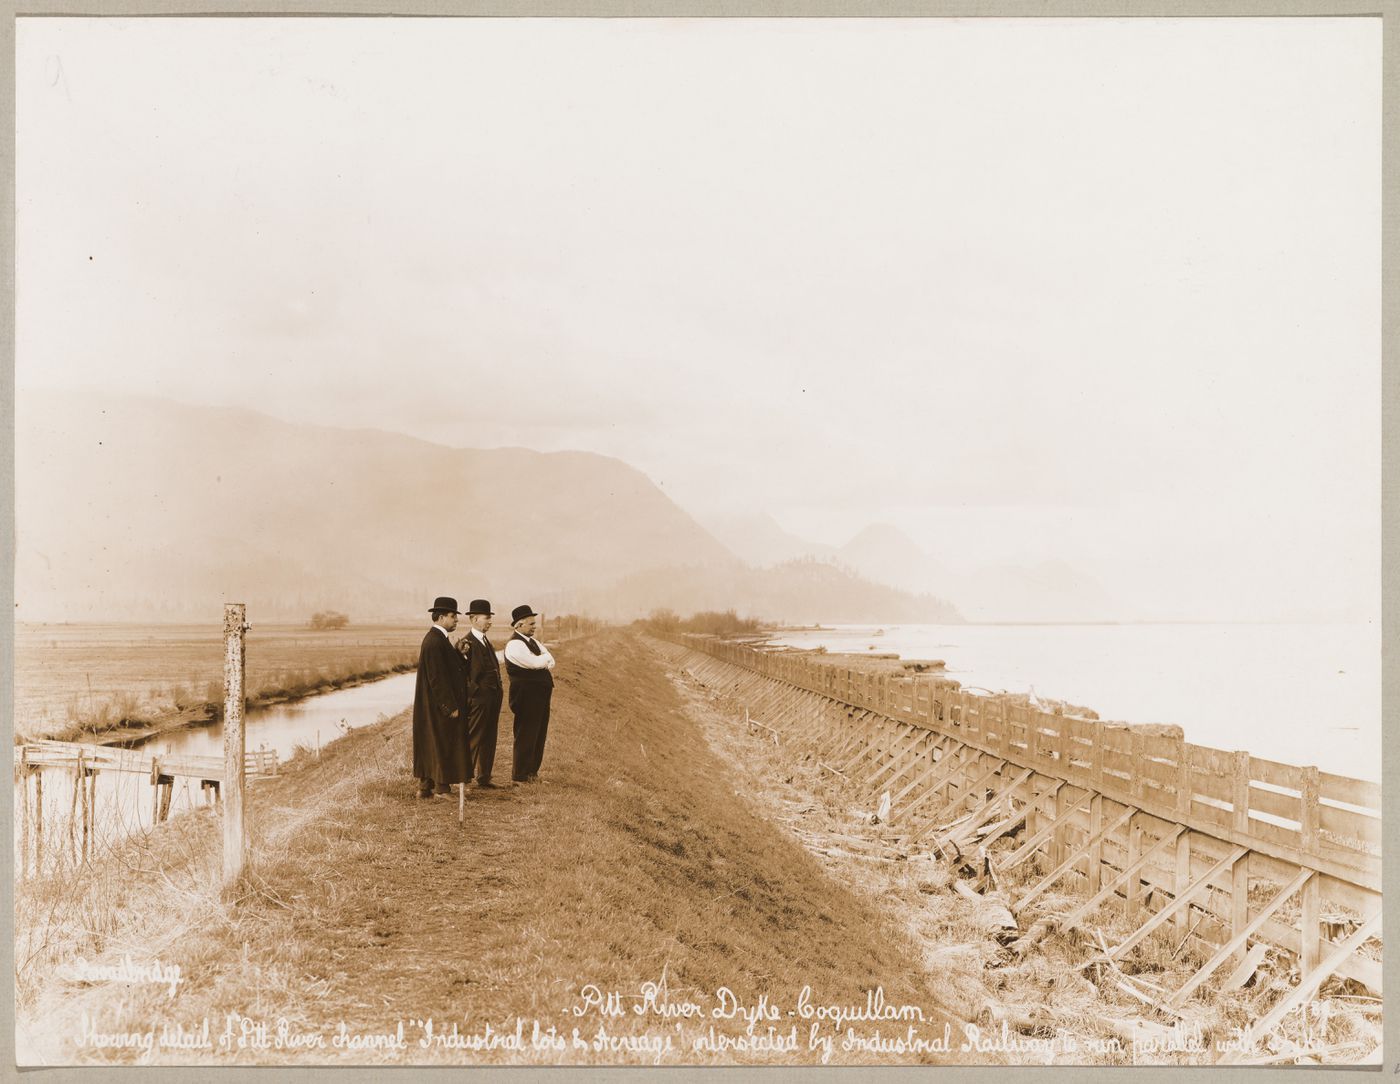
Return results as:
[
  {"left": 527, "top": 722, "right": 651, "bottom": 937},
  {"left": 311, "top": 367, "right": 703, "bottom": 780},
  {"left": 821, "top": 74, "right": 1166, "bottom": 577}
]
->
[{"left": 13, "top": 621, "right": 423, "bottom": 740}]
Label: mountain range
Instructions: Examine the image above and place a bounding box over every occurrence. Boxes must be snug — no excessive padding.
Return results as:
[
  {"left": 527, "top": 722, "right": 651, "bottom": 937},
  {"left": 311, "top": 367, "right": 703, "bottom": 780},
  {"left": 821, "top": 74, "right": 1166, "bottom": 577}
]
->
[
  {"left": 14, "top": 391, "right": 962, "bottom": 625},
  {"left": 701, "top": 512, "right": 1119, "bottom": 623}
]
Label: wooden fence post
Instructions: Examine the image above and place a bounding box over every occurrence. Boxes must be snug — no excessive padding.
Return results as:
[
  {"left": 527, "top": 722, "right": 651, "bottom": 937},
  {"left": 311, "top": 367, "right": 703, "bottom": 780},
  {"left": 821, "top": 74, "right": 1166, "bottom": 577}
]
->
[
  {"left": 1051, "top": 717, "right": 1069, "bottom": 863},
  {"left": 1175, "top": 739, "right": 1192, "bottom": 937},
  {"left": 223, "top": 603, "right": 249, "bottom": 892},
  {"left": 1230, "top": 750, "right": 1251, "bottom": 963},
  {"left": 1299, "top": 765, "right": 1321, "bottom": 973},
  {"left": 1127, "top": 732, "right": 1145, "bottom": 915},
  {"left": 1087, "top": 793, "right": 1104, "bottom": 893}
]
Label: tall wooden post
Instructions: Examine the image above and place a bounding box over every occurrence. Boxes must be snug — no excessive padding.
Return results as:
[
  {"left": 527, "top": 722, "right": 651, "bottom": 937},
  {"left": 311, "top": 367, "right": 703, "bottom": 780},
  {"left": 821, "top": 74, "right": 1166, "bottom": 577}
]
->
[{"left": 223, "top": 603, "right": 249, "bottom": 891}]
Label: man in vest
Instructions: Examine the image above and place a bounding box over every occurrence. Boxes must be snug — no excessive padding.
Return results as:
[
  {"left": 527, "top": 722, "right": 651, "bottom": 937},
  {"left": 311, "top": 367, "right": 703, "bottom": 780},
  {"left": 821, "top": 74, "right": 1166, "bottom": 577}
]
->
[
  {"left": 457, "top": 599, "right": 504, "bottom": 788},
  {"left": 505, "top": 604, "right": 556, "bottom": 783},
  {"left": 411, "top": 596, "right": 471, "bottom": 799}
]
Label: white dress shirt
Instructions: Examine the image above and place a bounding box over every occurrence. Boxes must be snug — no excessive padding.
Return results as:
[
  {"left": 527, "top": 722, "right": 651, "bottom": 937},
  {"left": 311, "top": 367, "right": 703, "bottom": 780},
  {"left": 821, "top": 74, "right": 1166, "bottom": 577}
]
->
[{"left": 505, "top": 635, "right": 556, "bottom": 670}]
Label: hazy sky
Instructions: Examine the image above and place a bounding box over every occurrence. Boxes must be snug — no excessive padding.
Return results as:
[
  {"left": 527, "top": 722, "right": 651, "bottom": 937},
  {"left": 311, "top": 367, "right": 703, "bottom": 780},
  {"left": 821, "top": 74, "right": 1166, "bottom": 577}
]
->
[{"left": 16, "top": 17, "right": 1381, "bottom": 622}]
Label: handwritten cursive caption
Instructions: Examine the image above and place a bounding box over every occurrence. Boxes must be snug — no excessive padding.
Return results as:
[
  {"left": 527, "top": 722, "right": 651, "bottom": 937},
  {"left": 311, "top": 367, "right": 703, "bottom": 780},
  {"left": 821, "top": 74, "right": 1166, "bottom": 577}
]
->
[{"left": 68, "top": 982, "right": 1343, "bottom": 1065}]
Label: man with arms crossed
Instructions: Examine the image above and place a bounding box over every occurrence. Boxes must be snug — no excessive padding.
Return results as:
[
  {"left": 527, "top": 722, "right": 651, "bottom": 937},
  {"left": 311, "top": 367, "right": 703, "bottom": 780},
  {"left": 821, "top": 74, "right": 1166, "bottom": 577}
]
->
[
  {"left": 458, "top": 598, "right": 504, "bottom": 789},
  {"left": 412, "top": 596, "right": 471, "bottom": 799},
  {"left": 505, "top": 604, "right": 556, "bottom": 784}
]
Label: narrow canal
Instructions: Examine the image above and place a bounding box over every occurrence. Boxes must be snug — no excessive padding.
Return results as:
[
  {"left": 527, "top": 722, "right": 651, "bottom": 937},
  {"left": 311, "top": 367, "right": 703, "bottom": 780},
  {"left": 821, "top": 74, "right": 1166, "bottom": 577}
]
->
[{"left": 14, "top": 672, "right": 417, "bottom": 872}]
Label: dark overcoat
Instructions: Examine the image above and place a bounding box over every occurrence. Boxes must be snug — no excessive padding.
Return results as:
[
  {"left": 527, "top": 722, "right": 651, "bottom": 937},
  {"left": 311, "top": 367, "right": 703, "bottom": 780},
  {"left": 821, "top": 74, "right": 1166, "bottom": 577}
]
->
[
  {"left": 458, "top": 631, "right": 503, "bottom": 782},
  {"left": 459, "top": 631, "right": 503, "bottom": 698},
  {"left": 412, "top": 627, "right": 471, "bottom": 785}
]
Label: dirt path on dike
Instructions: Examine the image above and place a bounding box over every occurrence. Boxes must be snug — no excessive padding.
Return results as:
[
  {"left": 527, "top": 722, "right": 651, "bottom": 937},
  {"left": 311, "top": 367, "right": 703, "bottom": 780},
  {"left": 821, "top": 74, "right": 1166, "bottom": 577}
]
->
[{"left": 20, "top": 628, "right": 985, "bottom": 1068}]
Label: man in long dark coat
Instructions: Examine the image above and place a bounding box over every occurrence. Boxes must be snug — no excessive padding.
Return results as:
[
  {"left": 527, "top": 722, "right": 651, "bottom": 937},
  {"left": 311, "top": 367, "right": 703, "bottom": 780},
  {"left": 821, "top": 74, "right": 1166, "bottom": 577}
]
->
[
  {"left": 412, "top": 596, "right": 471, "bottom": 798},
  {"left": 504, "top": 604, "right": 556, "bottom": 783},
  {"left": 456, "top": 598, "right": 503, "bottom": 788}
]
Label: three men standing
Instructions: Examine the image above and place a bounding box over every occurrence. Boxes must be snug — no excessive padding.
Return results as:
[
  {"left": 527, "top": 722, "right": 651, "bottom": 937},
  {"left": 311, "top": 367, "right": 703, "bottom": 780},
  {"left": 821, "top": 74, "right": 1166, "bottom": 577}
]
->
[
  {"left": 411, "top": 594, "right": 558, "bottom": 798},
  {"left": 458, "top": 599, "right": 503, "bottom": 789},
  {"left": 505, "top": 604, "right": 555, "bottom": 784},
  {"left": 411, "top": 597, "right": 472, "bottom": 799}
]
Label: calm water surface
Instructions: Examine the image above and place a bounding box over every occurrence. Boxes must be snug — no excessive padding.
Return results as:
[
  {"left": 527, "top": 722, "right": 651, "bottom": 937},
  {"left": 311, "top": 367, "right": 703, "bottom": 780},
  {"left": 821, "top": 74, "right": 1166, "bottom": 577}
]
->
[
  {"left": 15, "top": 672, "right": 417, "bottom": 865},
  {"left": 766, "top": 622, "right": 1379, "bottom": 783}
]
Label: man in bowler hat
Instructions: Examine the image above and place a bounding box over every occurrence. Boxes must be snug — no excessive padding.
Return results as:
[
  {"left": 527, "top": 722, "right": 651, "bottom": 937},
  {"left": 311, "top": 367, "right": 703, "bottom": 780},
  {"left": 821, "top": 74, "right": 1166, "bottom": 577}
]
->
[
  {"left": 412, "top": 597, "right": 471, "bottom": 799},
  {"left": 457, "top": 599, "right": 504, "bottom": 788},
  {"left": 504, "top": 604, "right": 556, "bottom": 783}
]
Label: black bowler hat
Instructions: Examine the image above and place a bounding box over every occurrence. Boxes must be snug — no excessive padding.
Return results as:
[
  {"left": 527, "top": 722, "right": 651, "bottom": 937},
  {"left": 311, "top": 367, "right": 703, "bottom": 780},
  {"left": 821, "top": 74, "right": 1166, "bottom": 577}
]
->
[
  {"left": 511, "top": 604, "right": 539, "bottom": 624},
  {"left": 430, "top": 596, "right": 460, "bottom": 614},
  {"left": 467, "top": 599, "right": 494, "bottom": 616}
]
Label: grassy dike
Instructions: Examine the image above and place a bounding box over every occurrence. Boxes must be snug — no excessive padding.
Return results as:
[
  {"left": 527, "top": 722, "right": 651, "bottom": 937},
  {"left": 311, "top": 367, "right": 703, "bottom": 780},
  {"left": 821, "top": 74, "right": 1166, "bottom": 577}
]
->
[{"left": 17, "top": 628, "right": 981, "bottom": 1067}]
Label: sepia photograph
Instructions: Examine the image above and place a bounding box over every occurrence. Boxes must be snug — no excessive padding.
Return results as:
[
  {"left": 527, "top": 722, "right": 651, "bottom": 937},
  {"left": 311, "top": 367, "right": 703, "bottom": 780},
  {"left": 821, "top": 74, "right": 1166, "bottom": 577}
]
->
[{"left": 9, "top": 9, "right": 1384, "bottom": 1069}]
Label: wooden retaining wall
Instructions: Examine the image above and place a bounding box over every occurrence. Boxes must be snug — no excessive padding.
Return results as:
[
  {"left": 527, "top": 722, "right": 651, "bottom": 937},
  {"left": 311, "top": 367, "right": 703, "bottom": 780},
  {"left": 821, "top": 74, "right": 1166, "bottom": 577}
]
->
[
  {"left": 664, "top": 634, "right": 1380, "bottom": 1055},
  {"left": 13, "top": 739, "right": 280, "bottom": 875}
]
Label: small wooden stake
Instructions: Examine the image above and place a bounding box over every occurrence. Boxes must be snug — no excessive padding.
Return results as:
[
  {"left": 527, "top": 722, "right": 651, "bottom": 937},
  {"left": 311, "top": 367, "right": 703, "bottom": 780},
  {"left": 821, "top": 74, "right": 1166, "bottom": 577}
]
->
[
  {"left": 19, "top": 759, "right": 30, "bottom": 880},
  {"left": 33, "top": 770, "right": 44, "bottom": 876},
  {"left": 85, "top": 769, "right": 98, "bottom": 860},
  {"left": 68, "top": 756, "right": 80, "bottom": 860},
  {"left": 79, "top": 763, "right": 90, "bottom": 864}
]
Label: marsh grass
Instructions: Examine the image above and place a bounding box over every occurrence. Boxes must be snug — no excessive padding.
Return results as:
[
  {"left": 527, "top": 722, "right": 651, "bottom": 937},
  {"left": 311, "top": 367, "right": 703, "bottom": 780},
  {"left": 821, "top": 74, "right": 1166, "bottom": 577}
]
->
[{"left": 15, "top": 624, "right": 421, "bottom": 743}]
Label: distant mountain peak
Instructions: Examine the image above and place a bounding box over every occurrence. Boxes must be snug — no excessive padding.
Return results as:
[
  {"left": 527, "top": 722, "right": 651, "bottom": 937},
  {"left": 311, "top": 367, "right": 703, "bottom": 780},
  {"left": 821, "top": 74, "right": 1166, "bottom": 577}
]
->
[
  {"left": 698, "top": 511, "right": 833, "bottom": 568},
  {"left": 841, "top": 522, "right": 927, "bottom": 555}
]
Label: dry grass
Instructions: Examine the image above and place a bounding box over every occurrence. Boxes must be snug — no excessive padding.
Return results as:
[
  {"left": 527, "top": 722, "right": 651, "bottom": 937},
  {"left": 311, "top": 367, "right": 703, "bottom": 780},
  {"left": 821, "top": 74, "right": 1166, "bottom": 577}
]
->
[
  {"left": 17, "top": 628, "right": 980, "bottom": 1067},
  {"left": 14, "top": 623, "right": 421, "bottom": 742}
]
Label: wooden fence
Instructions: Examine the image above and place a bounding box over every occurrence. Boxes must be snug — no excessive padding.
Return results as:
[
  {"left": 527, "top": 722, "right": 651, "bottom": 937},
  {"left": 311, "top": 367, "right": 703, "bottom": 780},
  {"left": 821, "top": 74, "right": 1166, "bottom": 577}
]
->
[
  {"left": 13, "top": 737, "right": 278, "bottom": 875},
  {"left": 664, "top": 633, "right": 1381, "bottom": 1059}
]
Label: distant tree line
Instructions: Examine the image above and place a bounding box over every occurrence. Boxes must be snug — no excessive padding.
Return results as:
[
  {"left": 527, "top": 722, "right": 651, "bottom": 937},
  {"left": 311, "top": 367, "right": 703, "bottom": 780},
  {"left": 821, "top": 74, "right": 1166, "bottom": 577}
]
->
[
  {"left": 639, "top": 608, "right": 764, "bottom": 636},
  {"left": 309, "top": 610, "right": 350, "bottom": 630},
  {"left": 545, "top": 613, "right": 605, "bottom": 640}
]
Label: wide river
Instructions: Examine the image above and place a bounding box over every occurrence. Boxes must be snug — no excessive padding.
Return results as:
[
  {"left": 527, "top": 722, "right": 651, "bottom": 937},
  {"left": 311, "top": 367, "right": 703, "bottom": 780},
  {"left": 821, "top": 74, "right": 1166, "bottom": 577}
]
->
[{"left": 765, "top": 622, "right": 1380, "bottom": 783}]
